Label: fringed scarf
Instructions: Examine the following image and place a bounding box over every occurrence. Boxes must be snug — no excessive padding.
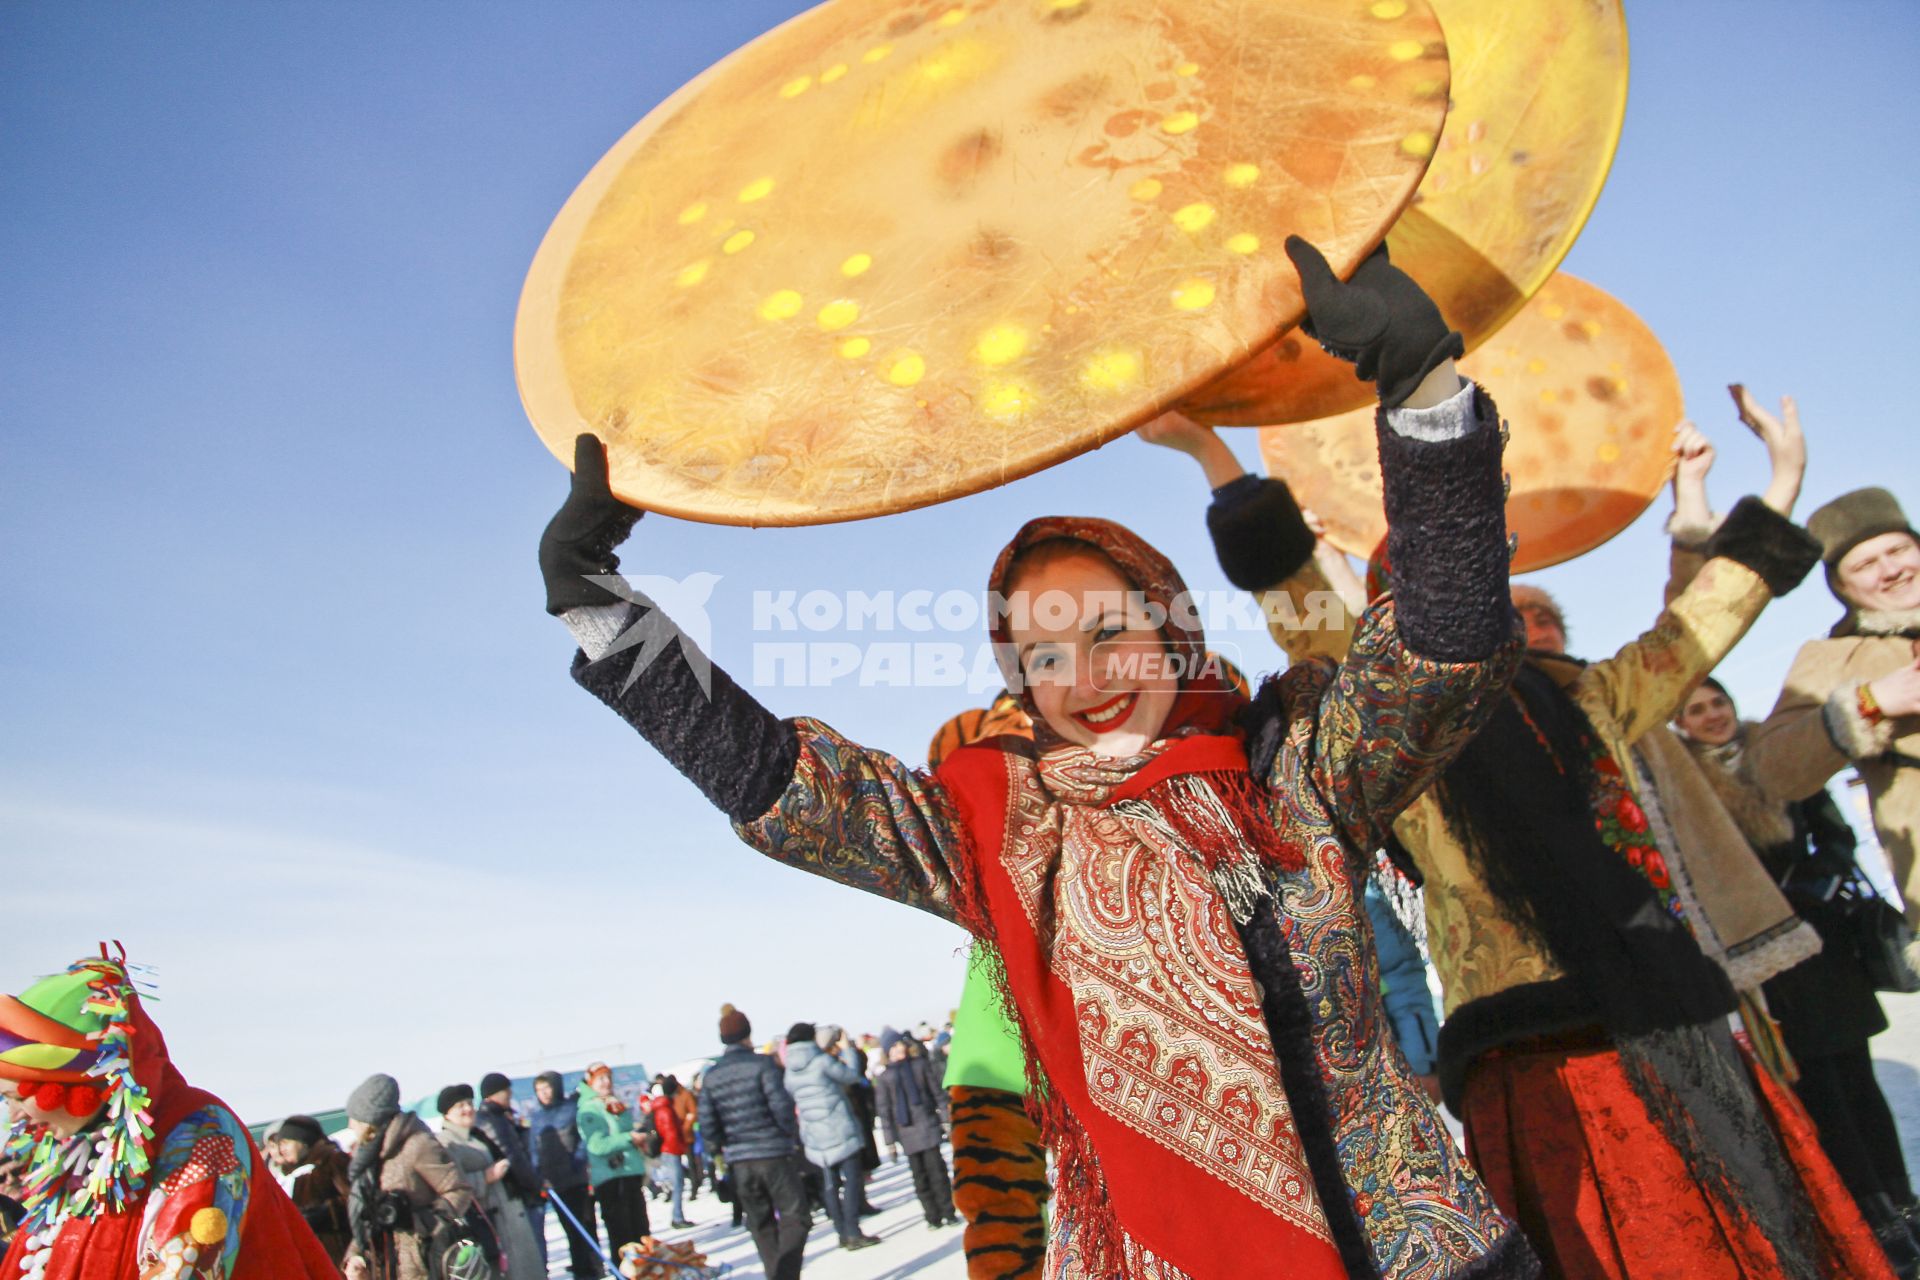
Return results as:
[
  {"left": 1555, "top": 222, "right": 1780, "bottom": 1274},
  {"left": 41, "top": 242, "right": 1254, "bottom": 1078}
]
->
[
  {"left": 947, "top": 726, "right": 1352, "bottom": 1280},
  {"left": 942, "top": 515, "right": 1355, "bottom": 1280}
]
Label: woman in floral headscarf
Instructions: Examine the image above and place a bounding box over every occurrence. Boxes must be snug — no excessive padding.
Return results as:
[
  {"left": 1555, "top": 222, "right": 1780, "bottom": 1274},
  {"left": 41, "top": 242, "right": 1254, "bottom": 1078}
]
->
[{"left": 537, "top": 241, "right": 1536, "bottom": 1280}]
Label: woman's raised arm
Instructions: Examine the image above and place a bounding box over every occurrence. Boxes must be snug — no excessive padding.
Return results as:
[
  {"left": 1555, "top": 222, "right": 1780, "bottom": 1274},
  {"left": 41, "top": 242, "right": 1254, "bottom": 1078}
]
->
[{"left": 542, "top": 435, "right": 976, "bottom": 923}]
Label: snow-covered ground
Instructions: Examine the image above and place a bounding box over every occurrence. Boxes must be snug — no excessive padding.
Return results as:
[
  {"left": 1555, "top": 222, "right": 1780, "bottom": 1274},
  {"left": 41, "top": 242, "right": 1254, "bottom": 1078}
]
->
[
  {"left": 548, "top": 994, "right": 1920, "bottom": 1278},
  {"left": 1878, "top": 990, "right": 1920, "bottom": 1181},
  {"left": 539, "top": 1151, "right": 967, "bottom": 1279}
]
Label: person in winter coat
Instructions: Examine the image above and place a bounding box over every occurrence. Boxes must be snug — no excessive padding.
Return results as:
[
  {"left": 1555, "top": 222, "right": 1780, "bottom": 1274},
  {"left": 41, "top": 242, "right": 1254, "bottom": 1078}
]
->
[
  {"left": 438, "top": 1084, "right": 544, "bottom": 1280},
  {"left": 646, "top": 1079, "right": 693, "bottom": 1229},
  {"left": 1157, "top": 377, "right": 1897, "bottom": 1275},
  {"left": 819, "top": 1030, "right": 882, "bottom": 1214},
  {"left": 697, "top": 1006, "right": 809, "bottom": 1280},
  {"left": 784, "top": 1022, "right": 881, "bottom": 1252},
  {"left": 1680, "top": 677, "right": 1918, "bottom": 1241},
  {"left": 343, "top": 1074, "right": 476, "bottom": 1280},
  {"left": 929, "top": 713, "right": 1050, "bottom": 1280},
  {"left": 877, "top": 1031, "right": 957, "bottom": 1229},
  {"left": 428, "top": 1090, "right": 518, "bottom": 1274},
  {"left": 0, "top": 952, "right": 339, "bottom": 1280},
  {"left": 542, "top": 241, "right": 1538, "bottom": 1280},
  {"left": 1361, "top": 882, "right": 1440, "bottom": 1092},
  {"left": 576, "top": 1064, "right": 652, "bottom": 1256},
  {"left": 528, "top": 1070, "right": 604, "bottom": 1280},
  {"left": 272, "top": 1114, "right": 354, "bottom": 1267},
  {"left": 474, "top": 1073, "right": 545, "bottom": 1270},
  {"left": 664, "top": 1076, "right": 702, "bottom": 1200},
  {"left": 1750, "top": 486, "right": 1920, "bottom": 938}
]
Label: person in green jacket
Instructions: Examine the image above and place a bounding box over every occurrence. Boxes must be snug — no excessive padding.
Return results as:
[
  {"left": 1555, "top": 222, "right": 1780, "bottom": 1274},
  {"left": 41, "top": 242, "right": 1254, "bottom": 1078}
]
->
[
  {"left": 930, "top": 700, "right": 1050, "bottom": 1279},
  {"left": 575, "top": 1063, "right": 653, "bottom": 1254},
  {"left": 944, "top": 946, "right": 1048, "bottom": 1280}
]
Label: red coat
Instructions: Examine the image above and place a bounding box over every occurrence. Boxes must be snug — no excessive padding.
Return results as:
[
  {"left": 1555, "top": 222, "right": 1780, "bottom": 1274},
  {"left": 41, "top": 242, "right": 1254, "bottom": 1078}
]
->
[{"left": 649, "top": 1094, "right": 689, "bottom": 1157}]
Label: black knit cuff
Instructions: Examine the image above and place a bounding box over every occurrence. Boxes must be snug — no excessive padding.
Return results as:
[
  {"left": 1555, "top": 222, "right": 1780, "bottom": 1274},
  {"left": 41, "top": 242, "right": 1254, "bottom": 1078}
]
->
[
  {"left": 1377, "top": 384, "right": 1513, "bottom": 661},
  {"left": 571, "top": 601, "right": 799, "bottom": 823},
  {"left": 1205, "top": 475, "right": 1316, "bottom": 592},
  {"left": 1703, "top": 496, "right": 1822, "bottom": 598}
]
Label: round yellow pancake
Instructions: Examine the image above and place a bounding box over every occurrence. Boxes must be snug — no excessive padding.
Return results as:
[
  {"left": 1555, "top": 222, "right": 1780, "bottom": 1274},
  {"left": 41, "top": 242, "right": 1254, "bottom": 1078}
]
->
[
  {"left": 1259, "top": 272, "right": 1680, "bottom": 572},
  {"left": 1181, "top": 0, "right": 1628, "bottom": 425},
  {"left": 517, "top": 0, "right": 1450, "bottom": 524}
]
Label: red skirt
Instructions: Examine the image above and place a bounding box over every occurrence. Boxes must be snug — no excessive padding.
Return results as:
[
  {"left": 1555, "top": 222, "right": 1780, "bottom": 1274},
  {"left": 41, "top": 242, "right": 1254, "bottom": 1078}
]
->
[{"left": 1461, "top": 1029, "right": 1892, "bottom": 1279}]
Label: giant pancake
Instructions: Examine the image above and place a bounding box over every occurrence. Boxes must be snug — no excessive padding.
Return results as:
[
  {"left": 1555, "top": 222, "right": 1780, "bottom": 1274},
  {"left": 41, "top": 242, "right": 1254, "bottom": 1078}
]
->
[
  {"left": 1181, "top": 0, "right": 1629, "bottom": 425},
  {"left": 1260, "top": 272, "right": 1681, "bottom": 572},
  {"left": 517, "top": 0, "right": 1450, "bottom": 524}
]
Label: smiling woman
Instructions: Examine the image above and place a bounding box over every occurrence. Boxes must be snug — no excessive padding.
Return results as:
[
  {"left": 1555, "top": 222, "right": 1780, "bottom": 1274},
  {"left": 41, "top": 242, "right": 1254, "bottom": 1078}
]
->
[
  {"left": 1000, "top": 543, "right": 1179, "bottom": 757},
  {"left": 539, "top": 242, "right": 1540, "bottom": 1280}
]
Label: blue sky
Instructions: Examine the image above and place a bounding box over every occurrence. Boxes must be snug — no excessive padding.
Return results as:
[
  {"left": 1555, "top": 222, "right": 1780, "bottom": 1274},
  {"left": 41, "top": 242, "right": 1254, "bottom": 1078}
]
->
[{"left": 2, "top": 2, "right": 1916, "bottom": 1120}]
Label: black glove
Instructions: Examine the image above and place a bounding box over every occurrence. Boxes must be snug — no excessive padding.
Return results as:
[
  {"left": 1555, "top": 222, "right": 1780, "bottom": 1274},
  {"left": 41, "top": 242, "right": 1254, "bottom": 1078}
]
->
[
  {"left": 1285, "top": 237, "right": 1463, "bottom": 409},
  {"left": 539, "top": 433, "right": 644, "bottom": 615}
]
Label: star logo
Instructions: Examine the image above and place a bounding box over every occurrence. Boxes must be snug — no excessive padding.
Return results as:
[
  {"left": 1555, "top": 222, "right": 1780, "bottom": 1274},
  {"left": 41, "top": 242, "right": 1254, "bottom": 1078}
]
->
[{"left": 586, "top": 572, "right": 722, "bottom": 697}]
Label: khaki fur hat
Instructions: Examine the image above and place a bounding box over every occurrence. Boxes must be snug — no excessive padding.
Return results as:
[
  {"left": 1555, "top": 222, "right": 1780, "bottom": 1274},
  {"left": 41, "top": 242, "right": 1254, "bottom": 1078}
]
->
[{"left": 1808, "top": 487, "right": 1914, "bottom": 568}]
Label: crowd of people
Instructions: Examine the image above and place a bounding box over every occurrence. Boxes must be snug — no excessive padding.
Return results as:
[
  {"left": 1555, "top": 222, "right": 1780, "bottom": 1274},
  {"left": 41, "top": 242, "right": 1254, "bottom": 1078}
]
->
[{"left": 215, "top": 1010, "right": 962, "bottom": 1280}]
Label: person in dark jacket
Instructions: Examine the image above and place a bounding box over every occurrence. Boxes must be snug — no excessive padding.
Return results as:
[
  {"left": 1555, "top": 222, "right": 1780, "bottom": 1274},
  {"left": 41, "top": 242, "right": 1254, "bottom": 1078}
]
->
[
  {"left": 876, "top": 1030, "right": 957, "bottom": 1229},
  {"left": 784, "top": 1022, "right": 880, "bottom": 1252},
  {"left": 1679, "top": 676, "right": 1916, "bottom": 1249},
  {"left": 697, "top": 1004, "right": 809, "bottom": 1280},
  {"left": 528, "top": 1070, "right": 605, "bottom": 1280},
  {"left": 272, "top": 1114, "right": 354, "bottom": 1267},
  {"left": 474, "top": 1072, "right": 545, "bottom": 1265},
  {"left": 822, "top": 1027, "right": 882, "bottom": 1214}
]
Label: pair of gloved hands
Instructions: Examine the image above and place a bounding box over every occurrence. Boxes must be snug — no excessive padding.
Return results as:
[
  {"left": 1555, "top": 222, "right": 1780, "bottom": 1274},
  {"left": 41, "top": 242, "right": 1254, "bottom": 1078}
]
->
[{"left": 540, "top": 238, "right": 1461, "bottom": 614}]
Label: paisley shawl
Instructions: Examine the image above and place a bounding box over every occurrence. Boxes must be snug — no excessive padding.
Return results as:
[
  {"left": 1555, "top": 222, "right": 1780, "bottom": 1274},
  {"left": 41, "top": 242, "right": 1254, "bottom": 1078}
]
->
[{"left": 949, "top": 730, "right": 1346, "bottom": 1280}]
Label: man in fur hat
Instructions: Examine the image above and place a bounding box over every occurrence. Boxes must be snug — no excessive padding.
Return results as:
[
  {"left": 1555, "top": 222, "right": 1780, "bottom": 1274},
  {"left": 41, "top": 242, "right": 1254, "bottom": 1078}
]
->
[{"left": 1750, "top": 487, "right": 1920, "bottom": 935}]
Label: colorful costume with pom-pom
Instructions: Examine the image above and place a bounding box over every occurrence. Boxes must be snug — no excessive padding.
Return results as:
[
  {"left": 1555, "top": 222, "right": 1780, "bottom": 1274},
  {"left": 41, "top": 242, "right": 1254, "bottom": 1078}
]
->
[{"left": 0, "top": 950, "right": 338, "bottom": 1280}]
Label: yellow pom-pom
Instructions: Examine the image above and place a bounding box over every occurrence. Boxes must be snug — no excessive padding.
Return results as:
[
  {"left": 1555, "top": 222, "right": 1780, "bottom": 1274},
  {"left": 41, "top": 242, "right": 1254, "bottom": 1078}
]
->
[{"left": 189, "top": 1206, "right": 228, "bottom": 1245}]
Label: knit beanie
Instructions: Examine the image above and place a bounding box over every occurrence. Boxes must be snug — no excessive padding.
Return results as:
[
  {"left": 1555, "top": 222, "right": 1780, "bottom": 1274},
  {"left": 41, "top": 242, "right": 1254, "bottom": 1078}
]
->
[
  {"left": 437, "top": 1083, "right": 475, "bottom": 1116},
  {"left": 879, "top": 1027, "right": 904, "bottom": 1055},
  {"left": 347, "top": 1073, "right": 402, "bottom": 1126},
  {"left": 1808, "top": 487, "right": 1917, "bottom": 605},
  {"left": 479, "top": 1072, "right": 512, "bottom": 1099},
  {"left": 786, "top": 1021, "right": 816, "bottom": 1046},
  {"left": 719, "top": 1003, "right": 751, "bottom": 1045},
  {"left": 278, "top": 1114, "right": 326, "bottom": 1147}
]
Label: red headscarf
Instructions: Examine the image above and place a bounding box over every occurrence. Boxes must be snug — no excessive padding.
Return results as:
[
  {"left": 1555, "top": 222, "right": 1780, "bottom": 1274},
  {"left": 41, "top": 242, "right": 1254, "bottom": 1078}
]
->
[{"left": 986, "top": 514, "right": 1247, "bottom": 744}]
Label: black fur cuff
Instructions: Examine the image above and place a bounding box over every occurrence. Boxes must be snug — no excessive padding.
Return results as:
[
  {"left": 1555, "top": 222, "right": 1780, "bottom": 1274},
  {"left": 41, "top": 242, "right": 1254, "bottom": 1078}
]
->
[
  {"left": 1205, "top": 475, "right": 1316, "bottom": 592},
  {"left": 1434, "top": 979, "right": 1596, "bottom": 1114},
  {"left": 1377, "top": 384, "right": 1514, "bottom": 661},
  {"left": 1704, "top": 496, "right": 1822, "bottom": 598},
  {"left": 571, "top": 601, "right": 799, "bottom": 823}
]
